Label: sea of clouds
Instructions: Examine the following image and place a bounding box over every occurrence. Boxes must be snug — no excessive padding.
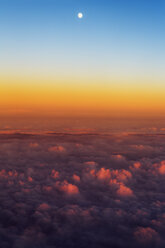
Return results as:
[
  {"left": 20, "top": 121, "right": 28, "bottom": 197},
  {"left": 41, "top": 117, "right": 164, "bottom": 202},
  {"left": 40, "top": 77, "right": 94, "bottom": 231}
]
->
[{"left": 0, "top": 132, "right": 165, "bottom": 247}]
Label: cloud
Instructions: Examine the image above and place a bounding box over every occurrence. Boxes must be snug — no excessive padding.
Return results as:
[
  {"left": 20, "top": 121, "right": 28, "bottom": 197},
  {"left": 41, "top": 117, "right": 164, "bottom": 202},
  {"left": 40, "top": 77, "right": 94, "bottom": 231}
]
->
[
  {"left": 134, "top": 227, "right": 159, "bottom": 244},
  {"left": 55, "top": 180, "right": 79, "bottom": 195},
  {"left": 84, "top": 161, "right": 97, "bottom": 166},
  {"left": 48, "top": 145, "right": 65, "bottom": 152},
  {"left": 117, "top": 183, "right": 134, "bottom": 197},
  {"left": 0, "top": 132, "right": 165, "bottom": 247},
  {"left": 28, "top": 176, "right": 33, "bottom": 182},
  {"left": 112, "top": 169, "right": 132, "bottom": 182},
  {"left": 112, "top": 154, "right": 126, "bottom": 161},
  {"left": 158, "top": 161, "right": 165, "bottom": 175},
  {"left": 38, "top": 203, "right": 50, "bottom": 211},
  {"left": 29, "top": 142, "right": 39, "bottom": 148},
  {"left": 51, "top": 169, "right": 59, "bottom": 179},
  {"left": 133, "top": 161, "right": 141, "bottom": 169},
  {"left": 96, "top": 168, "right": 111, "bottom": 181},
  {"left": 73, "top": 174, "right": 80, "bottom": 182}
]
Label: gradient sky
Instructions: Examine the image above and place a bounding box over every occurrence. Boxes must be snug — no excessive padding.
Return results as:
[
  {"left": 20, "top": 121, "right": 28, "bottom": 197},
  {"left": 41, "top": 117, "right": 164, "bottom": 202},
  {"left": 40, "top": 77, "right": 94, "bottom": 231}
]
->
[{"left": 0, "top": 0, "right": 165, "bottom": 117}]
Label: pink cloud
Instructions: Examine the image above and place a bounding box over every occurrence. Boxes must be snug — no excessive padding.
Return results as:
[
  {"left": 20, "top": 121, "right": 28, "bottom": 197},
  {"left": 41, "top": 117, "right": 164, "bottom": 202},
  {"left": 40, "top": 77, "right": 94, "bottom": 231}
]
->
[
  {"left": 0, "top": 169, "right": 18, "bottom": 179},
  {"left": 134, "top": 227, "right": 159, "bottom": 243},
  {"left": 51, "top": 169, "right": 59, "bottom": 179},
  {"left": 8, "top": 170, "right": 18, "bottom": 177},
  {"left": 19, "top": 180, "right": 25, "bottom": 186},
  {"left": 73, "top": 174, "right": 80, "bottom": 182},
  {"left": 84, "top": 161, "right": 97, "bottom": 166},
  {"left": 133, "top": 162, "right": 141, "bottom": 169},
  {"left": 38, "top": 203, "right": 50, "bottom": 211},
  {"left": 48, "top": 145, "right": 65, "bottom": 152},
  {"left": 22, "top": 188, "right": 31, "bottom": 193},
  {"left": 56, "top": 180, "right": 79, "bottom": 195},
  {"left": 75, "top": 143, "right": 83, "bottom": 148},
  {"left": 96, "top": 168, "right": 111, "bottom": 181},
  {"left": 88, "top": 169, "right": 96, "bottom": 177},
  {"left": 0, "top": 169, "right": 8, "bottom": 179},
  {"left": 43, "top": 185, "right": 52, "bottom": 192},
  {"left": 131, "top": 145, "right": 154, "bottom": 152},
  {"left": 158, "top": 161, "right": 165, "bottom": 175},
  {"left": 112, "top": 154, "right": 125, "bottom": 161},
  {"left": 153, "top": 160, "right": 165, "bottom": 175},
  {"left": 28, "top": 176, "right": 33, "bottom": 182},
  {"left": 112, "top": 169, "right": 132, "bottom": 182},
  {"left": 29, "top": 143, "right": 39, "bottom": 148},
  {"left": 117, "top": 183, "right": 133, "bottom": 197}
]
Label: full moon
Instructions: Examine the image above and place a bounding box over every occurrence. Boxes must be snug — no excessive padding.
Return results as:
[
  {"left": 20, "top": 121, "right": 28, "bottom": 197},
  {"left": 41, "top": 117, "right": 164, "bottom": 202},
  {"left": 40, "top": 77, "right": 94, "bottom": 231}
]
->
[{"left": 78, "top": 12, "right": 83, "bottom": 19}]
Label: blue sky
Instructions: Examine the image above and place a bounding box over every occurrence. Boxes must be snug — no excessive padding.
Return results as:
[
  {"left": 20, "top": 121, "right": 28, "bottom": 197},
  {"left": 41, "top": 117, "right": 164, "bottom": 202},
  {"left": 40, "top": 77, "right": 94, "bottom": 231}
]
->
[{"left": 0, "top": 0, "right": 165, "bottom": 82}]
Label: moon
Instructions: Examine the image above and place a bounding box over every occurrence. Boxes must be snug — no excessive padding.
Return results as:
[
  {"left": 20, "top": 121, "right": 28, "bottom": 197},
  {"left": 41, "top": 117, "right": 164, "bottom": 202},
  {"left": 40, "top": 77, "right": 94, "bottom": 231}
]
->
[{"left": 78, "top": 12, "right": 83, "bottom": 19}]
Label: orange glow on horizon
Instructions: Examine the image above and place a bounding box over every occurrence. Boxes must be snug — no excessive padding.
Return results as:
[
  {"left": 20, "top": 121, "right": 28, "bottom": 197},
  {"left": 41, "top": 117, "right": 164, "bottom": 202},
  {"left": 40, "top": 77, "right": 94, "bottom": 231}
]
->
[{"left": 1, "top": 75, "right": 165, "bottom": 118}]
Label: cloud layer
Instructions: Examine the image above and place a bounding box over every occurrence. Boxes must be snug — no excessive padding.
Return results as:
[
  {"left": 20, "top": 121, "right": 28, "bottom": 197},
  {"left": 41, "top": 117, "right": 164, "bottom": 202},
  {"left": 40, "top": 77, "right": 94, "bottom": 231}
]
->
[{"left": 0, "top": 132, "right": 165, "bottom": 247}]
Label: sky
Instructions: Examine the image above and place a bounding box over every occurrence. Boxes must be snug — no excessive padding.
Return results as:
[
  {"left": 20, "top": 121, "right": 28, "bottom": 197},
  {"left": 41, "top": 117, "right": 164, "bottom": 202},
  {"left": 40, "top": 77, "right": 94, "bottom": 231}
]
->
[
  {"left": 0, "top": 0, "right": 165, "bottom": 118},
  {"left": 1, "top": 3, "right": 165, "bottom": 246}
]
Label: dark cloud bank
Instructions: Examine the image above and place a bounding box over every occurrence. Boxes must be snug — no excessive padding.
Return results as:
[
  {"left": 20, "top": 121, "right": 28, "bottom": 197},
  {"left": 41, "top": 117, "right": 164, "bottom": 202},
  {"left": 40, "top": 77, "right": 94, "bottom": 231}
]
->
[{"left": 0, "top": 132, "right": 165, "bottom": 248}]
